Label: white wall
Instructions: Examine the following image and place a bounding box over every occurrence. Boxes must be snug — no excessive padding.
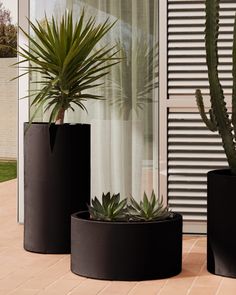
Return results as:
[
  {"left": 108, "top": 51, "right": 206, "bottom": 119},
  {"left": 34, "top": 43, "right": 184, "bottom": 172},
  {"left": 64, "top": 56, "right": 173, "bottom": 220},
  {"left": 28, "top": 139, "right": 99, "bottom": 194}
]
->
[
  {"left": 18, "top": 0, "right": 29, "bottom": 223},
  {"left": 0, "top": 57, "right": 17, "bottom": 159}
]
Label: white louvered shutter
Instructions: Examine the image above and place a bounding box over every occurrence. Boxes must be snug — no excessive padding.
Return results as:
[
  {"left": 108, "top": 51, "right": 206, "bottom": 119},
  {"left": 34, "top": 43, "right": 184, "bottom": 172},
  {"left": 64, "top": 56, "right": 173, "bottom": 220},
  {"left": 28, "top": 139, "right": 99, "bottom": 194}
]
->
[
  {"left": 168, "top": 112, "right": 227, "bottom": 224},
  {"left": 166, "top": 0, "right": 235, "bottom": 232},
  {"left": 168, "top": 0, "right": 236, "bottom": 100}
]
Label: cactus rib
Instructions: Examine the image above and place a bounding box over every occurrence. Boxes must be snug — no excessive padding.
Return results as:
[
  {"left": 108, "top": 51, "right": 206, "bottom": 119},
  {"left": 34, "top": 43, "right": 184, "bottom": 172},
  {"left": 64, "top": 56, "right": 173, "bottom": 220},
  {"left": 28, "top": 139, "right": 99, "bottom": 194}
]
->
[
  {"left": 196, "top": 89, "right": 217, "bottom": 131},
  {"left": 232, "top": 13, "right": 236, "bottom": 142}
]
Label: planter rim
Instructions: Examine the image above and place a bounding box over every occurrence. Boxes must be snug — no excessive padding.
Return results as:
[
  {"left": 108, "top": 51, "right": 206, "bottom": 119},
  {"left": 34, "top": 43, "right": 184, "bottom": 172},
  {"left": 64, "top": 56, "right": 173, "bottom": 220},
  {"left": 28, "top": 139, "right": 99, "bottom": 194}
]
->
[
  {"left": 25, "top": 122, "right": 90, "bottom": 126},
  {"left": 71, "top": 211, "right": 182, "bottom": 226},
  {"left": 207, "top": 168, "right": 236, "bottom": 177}
]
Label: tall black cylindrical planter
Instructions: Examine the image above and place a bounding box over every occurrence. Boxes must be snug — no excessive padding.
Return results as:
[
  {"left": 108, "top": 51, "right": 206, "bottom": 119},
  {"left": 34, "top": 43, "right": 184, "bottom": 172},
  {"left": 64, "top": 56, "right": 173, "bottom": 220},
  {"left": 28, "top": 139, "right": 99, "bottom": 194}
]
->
[
  {"left": 24, "top": 123, "right": 90, "bottom": 254},
  {"left": 207, "top": 169, "right": 236, "bottom": 277},
  {"left": 71, "top": 212, "right": 182, "bottom": 281}
]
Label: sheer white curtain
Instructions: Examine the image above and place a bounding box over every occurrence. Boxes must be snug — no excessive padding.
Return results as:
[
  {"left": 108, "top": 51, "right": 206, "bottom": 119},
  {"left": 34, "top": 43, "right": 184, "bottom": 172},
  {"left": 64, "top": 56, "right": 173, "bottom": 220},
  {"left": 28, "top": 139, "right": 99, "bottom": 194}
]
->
[{"left": 30, "top": 0, "right": 159, "bottom": 201}]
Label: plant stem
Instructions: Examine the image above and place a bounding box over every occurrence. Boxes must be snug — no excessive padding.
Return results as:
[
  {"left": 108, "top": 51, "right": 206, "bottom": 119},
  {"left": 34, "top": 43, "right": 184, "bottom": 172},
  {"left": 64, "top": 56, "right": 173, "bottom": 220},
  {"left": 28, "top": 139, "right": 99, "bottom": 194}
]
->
[{"left": 55, "top": 108, "right": 65, "bottom": 125}]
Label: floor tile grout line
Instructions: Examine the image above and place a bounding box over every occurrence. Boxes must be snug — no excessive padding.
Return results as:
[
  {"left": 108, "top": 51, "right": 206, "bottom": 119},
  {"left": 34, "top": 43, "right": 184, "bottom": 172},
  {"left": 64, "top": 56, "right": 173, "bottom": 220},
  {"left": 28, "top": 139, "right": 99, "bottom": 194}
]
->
[
  {"left": 27, "top": 255, "right": 69, "bottom": 278},
  {"left": 17, "top": 253, "right": 67, "bottom": 276},
  {"left": 157, "top": 237, "right": 204, "bottom": 295},
  {"left": 5, "top": 255, "right": 70, "bottom": 294},
  {"left": 188, "top": 237, "right": 200, "bottom": 254},
  {"left": 1, "top": 231, "right": 222, "bottom": 295},
  {"left": 186, "top": 260, "right": 205, "bottom": 295},
  {"left": 154, "top": 237, "right": 199, "bottom": 295},
  {"left": 63, "top": 277, "right": 88, "bottom": 295},
  {"left": 95, "top": 281, "right": 112, "bottom": 295},
  {"left": 155, "top": 278, "right": 169, "bottom": 295},
  {"left": 126, "top": 281, "right": 140, "bottom": 295},
  {"left": 0, "top": 269, "right": 19, "bottom": 282},
  {"left": 5, "top": 274, "right": 41, "bottom": 295},
  {"left": 183, "top": 237, "right": 201, "bottom": 263},
  {"left": 215, "top": 276, "right": 224, "bottom": 295},
  {"left": 34, "top": 259, "right": 73, "bottom": 292},
  {"left": 8, "top": 257, "right": 70, "bottom": 293},
  {"left": 2, "top": 260, "right": 45, "bottom": 295},
  {"left": 0, "top": 248, "right": 28, "bottom": 281},
  {"left": 43, "top": 271, "right": 85, "bottom": 292}
]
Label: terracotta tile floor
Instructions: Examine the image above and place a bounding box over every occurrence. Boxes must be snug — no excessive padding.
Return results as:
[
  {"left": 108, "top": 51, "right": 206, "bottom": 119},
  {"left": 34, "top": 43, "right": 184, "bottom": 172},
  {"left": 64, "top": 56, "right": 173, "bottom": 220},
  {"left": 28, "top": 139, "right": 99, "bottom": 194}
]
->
[{"left": 1, "top": 180, "right": 236, "bottom": 295}]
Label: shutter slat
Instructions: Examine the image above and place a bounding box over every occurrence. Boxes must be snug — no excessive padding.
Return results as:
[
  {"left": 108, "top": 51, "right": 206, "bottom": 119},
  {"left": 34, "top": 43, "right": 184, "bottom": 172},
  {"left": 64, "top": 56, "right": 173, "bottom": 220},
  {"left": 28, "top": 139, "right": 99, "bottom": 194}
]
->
[
  {"left": 169, "top": 199, "right": 207, "bottom": 205},
  {"left": 169, "top": 192, "right": 206, "bottom": 197},
  {"left": 169, "top": 145, "right": 224, "bottom": 151}
]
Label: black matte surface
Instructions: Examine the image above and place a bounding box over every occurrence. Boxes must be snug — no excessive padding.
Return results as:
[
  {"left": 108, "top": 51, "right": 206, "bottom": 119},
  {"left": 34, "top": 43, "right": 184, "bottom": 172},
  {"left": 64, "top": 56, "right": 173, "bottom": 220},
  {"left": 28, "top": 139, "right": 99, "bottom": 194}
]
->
[
  {"left": 207, "top": 169, "right": 236, "bottom": 277},
  {"left": 24, "top": 123, "right": 90, "bottom": 254},
  {"left": 71, "top": 212, "right": 182, "bottom": 280}
]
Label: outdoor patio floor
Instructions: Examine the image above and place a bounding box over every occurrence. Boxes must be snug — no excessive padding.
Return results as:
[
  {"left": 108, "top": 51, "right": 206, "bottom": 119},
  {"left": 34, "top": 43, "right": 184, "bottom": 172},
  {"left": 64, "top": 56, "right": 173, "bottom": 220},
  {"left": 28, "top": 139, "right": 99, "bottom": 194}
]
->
[{"left": 1, "top": 180, "right": 236, "bottom": 295}]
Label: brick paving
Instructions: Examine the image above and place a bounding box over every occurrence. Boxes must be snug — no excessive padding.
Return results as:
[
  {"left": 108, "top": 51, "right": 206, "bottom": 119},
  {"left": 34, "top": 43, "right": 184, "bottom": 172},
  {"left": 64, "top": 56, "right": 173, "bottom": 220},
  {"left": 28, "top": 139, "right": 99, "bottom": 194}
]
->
[{"left": 1, "top": 179, "right": 236, "bottom": 295}]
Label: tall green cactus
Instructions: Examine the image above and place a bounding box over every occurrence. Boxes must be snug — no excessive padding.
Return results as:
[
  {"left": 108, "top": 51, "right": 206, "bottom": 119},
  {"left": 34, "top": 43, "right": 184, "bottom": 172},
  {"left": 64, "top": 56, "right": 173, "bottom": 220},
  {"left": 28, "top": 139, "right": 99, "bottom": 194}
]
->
[{"left": 196, "top": 0, "right": 236, "bottom": 174}]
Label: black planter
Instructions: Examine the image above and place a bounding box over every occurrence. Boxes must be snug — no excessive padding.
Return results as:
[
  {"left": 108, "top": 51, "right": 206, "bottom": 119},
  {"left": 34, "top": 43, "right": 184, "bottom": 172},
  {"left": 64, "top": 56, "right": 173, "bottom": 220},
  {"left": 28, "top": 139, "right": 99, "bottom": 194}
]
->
[
  {"left": 24, "top": 123, "right": 90, "bottom": 254},
  {"left": 71, "top": 211, "right": 182, "bottom": 280},
  {"left": 207, "top": 169, "right": 236, "bottom": 277}
]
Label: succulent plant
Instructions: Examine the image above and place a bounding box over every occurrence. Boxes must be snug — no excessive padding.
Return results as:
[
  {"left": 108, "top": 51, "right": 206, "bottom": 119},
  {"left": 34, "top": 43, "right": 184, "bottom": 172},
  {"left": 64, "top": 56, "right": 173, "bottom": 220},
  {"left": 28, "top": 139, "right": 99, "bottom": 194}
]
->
[
  {"left": 127, "top": 190, "right": 172, "bottom": 221},
  {"left": 88, "top": 191, "right": 173, "bottom": 222},
  {"left": 195, "top": 0, "right": 236, "bottom": 174},
  {"left": 88, "top": 192, "right": 127, "bottom": 221}
]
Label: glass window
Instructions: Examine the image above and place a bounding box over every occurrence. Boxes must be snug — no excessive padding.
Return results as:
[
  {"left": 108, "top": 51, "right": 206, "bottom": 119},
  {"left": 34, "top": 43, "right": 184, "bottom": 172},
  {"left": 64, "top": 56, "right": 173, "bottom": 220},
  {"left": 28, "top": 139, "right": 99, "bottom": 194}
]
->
[{"left": 30, "top": 0, "right": 159, "bottom": 200}]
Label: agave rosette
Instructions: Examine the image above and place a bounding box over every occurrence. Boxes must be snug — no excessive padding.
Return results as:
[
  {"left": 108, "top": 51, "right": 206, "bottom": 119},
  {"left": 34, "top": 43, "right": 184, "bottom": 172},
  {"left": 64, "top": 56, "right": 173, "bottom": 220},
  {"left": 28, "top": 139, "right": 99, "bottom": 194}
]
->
[
  {"left": 128, "top": 190, "right": 172, "bottom": 221},
  {"left": 88, "top": 192, "right": 127, "bottom": 221}
]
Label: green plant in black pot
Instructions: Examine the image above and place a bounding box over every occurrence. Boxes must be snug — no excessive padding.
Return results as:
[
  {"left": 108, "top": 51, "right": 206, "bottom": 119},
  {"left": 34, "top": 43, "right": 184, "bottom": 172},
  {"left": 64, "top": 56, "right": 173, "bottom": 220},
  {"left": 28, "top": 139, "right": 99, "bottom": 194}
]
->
[
  {"left": 18, "top": 9, "right": 120, "bottom": 254},
  {"left": 195, "top": 0, "right": 236, "bottom": 278},
  {"left": 127, "top": 190, "right": 172, "bottom": 221},
  {"left": 88, "top": 190, "right": 172, "bottom": 221},
  {"left": 195, "top": 0, "right": 236, "bottom": 174},
  {"left": 88, "top": 192, "right": 127, "bottom": 221},
  {"left": 72, "top": 190, "right": 182, "bottom": 280},
  {"left": 16, "top": 10, "right": 120, "bottom": 124}
]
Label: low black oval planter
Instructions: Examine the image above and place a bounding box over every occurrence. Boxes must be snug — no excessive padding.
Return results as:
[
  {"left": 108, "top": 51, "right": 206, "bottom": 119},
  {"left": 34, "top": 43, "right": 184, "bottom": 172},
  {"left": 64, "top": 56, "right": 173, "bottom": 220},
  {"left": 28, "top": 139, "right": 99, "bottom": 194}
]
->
[
  {"left": 24, "top": 123, "right": 90, "bottom": 254},
  {"left": 207, "top": 169, "right": 236, "bottom": 278},
  {"left": 71, "top": 211, "right": 182, "bottom": 281}
]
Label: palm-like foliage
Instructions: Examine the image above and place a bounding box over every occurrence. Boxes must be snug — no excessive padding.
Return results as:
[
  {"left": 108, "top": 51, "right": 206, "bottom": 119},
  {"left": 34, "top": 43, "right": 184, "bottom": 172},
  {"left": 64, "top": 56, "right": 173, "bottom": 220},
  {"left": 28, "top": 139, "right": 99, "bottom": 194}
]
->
[
  {"left": 108, "top": 38, "right": 158, "bottom": 119},
  {"left": 88, "top": 192, "right": 127, "bottom": 221},
  {"left": 16, "top": 10, "right": 120, "bottom": 124},
  {"left": 127, "top": 190, "right": 172, "bottom": 221}
]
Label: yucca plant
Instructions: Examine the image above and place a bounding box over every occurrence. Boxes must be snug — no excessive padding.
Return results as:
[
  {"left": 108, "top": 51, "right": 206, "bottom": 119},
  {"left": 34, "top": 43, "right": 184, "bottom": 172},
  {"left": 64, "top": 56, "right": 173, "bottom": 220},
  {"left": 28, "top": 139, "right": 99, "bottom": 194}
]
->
[
  {"left": 127, "top": 190, "right": 172, "bottom": 221},
  {"left": 16, "top": 10, "right": 120, "bottom": 124},
  {"left": 88, "top": 192, "right": 127, "bottom": 221},
  {"left": 195, "top": 0, "right": 236, "bottom": 174}
]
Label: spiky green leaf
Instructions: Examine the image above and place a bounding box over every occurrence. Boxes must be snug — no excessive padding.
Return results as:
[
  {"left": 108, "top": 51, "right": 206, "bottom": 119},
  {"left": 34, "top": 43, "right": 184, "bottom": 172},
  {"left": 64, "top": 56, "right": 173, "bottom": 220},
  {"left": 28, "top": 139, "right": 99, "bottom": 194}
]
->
[{"left": 15, "top": 10, "right": 120, "bottom": 125}]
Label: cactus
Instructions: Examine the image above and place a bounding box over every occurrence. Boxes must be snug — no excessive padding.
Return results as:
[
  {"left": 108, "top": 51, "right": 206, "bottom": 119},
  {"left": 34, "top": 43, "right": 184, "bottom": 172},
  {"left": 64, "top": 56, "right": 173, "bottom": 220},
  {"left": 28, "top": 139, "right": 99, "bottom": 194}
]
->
[{"left": 196, "top": 0, "right": 236, "bottom": 174}]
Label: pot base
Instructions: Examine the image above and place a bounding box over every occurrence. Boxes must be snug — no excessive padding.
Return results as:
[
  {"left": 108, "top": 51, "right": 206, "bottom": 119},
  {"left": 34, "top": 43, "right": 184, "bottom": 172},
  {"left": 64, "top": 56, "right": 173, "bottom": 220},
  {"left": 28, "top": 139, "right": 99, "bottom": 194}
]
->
[{"left": 207, "top": 169, "right": 236, "bottom": 278}]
